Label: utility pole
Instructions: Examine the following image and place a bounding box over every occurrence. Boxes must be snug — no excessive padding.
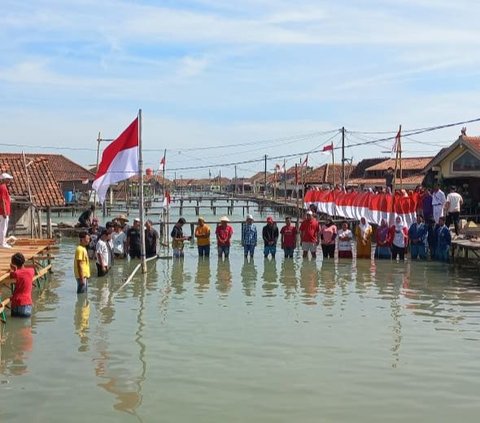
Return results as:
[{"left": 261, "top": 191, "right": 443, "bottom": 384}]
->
[
  {"left": 263, "top": 154, "right": 267, "bottom": 199},
  {"left": 234, "top": 165, "right": 238, "bottom": 195},
  {"left": 341, "top": 127, "right": 345, "bottom": 188}
]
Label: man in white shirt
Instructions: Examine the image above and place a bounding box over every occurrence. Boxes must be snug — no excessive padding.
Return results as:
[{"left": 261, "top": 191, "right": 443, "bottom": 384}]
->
[
  {"left": 432, "top": 183, "right": 446, "bottom": 224},
  {"left": 95, "top": 229, "right": 111, "bottom": 277},
  {"left": 445, "top": 186, "right": 463, "bottom": 236}
]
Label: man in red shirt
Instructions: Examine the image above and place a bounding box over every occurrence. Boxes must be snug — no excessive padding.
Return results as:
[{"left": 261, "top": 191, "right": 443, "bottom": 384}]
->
[
  {"left": 280, "top": 216, "right": 297, "bottom": 258},
  {"left": 215, "top": 216, "right": 233, "bottom": 259},
  {"left": 0, "top": 172, "right": 13, "bottom": 248},
  {"left": 10, "top": 252, "right": 35, "bottom": 317},
  {"left": 299, "top": 210, "right": 320, "bottom": 259}
]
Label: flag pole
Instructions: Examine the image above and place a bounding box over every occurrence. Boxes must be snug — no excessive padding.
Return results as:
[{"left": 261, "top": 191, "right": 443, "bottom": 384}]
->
[{"left": 138, "top": 109, "right": 147, "bottom": 273}]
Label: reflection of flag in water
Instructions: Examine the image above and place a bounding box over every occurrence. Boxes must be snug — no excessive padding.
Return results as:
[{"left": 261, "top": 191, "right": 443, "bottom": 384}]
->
[
  {"left": 93, "top": 117, "right": 139, "bottom": 204},
  {"left": 163, "top": 190, "right": 171, "bottom": 208}
]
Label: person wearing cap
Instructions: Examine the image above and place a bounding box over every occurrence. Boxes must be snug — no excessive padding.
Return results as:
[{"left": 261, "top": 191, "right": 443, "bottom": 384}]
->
[
  {"left": 195, "top": 217, "right": 211, "bottom": 258},
  {"left": 145, "top": 219, "right": 159, "bottom": 258},
  {"left": 299, "top": 210, "right": 320, "bottom": 259},
  {"left": 96, "top": 229, "right": 111, "bottom": 277},
  {"left": 444, "top": 186, "right": 463, "bottom": 236},
  {"left": 126, "top": 218, "right": 142, "bottom": 259},
  {"left": 216, "top": 216, "right": 233, "bottom": 259},
  {"left": 77, "top": 205, "right": 95, "bottom": 228},
  {"left": 0, "top": 172, "right": 13, "bottom": 248},
  {"left": 262, "top": 216, "right": 279, "bottom": 259},
  {"left": 114, "top": 214, "right": 130, "bottom": 232},
  {"left": 280, "top": 216, "right": 297, "bottom": 258},
  {"left": 171, "top": 217, "right": 190, "bottom": 258},
  {"left": 112, "top": 221, "right": 127, "bottom": 258},
  {"left": 242, "top": 214, "right": 257, "bottom": 259}
]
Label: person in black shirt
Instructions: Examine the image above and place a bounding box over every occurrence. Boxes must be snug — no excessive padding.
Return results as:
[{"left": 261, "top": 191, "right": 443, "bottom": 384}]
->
[
  {"left": 145, "top": 219, "right": 159, "bottom": 258},
  {"left": 385, "top": 167, "right": 394, "bottom": 192},
  {"left": 78, "top": 205, "right": 95, "bottom": 228},
  {"left": 262, "top": 216, "right": 279, "bottom": 259},
  {"left": 126, "top": 218, "right": 142, "bottom": 259}
]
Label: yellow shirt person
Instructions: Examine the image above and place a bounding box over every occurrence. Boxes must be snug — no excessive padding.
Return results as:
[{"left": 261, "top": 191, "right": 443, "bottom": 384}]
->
[
  {"left": 195, "top": 217, "right": 211, "bottom": 258},
  {"left": 74, "top": 232, "right": 91, "bottom": 294}
]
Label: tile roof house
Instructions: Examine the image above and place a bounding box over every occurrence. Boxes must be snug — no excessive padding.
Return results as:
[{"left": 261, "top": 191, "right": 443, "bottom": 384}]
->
[
  {"left": 423, "top": 129, "right": 480, "bottom": 208},
  {"left": 304, "top": 163, "right": 356, "bottom": 185},
  {"left": 348, "top": 157, "right": 433, "bottom": 189},
  {"left": 0, "top": 155, "right": 65, "bottom": 236},
  {"left": 0, "top": 153, "right": 95, "bottom": 193}
]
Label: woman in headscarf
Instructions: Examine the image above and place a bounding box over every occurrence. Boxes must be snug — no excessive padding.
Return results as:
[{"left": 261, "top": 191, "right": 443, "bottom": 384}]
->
[
  {"left": 389, "top": 216, "right": 408, "bottom": 261},
  {"left": 374, "top": 218, "right": 392, "bottom": 259},
  {"left": 355, "top": 217, "right": 373, "bottom": 259}
]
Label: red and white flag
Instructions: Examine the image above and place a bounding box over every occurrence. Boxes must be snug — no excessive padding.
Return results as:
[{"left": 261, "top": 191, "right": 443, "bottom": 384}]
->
[
  {"left": 322, "top": 143, "right": 333, "bottom": 152},
  {"left": 92, "top": 117, "right": 139, "bottom": 204},
  {"left": 163, "top": 190, "right": 172, "bottom": 208},
  {"left": 159, "top": 155, "right": 166, "bottom": 170}
]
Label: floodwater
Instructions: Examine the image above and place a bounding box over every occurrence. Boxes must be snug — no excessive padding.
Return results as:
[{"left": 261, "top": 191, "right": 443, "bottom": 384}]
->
[{"left": 1, "top": 200, "right": 480, "bottom": 422}]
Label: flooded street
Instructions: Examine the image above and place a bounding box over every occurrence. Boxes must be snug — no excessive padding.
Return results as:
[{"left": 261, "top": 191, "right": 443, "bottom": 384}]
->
[{"left": 1, "top": 204, "right": 480, "bottom": 422}]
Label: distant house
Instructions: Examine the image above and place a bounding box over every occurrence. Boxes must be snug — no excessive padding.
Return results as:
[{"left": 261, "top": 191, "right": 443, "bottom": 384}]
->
[
  {"left": 1, "top": 153, "right": 95, "bottom": 203},
  {"left": 423, "top": 129, "right": 480, "bottom": 213},
  {"left": 304, "top": 163, "right": 356, "bottom": 187},
  {"left": 349, "top": 157, "right": 433, "bottom": 189},
  {"left": 0, "top": 156, "right": 65, "bottom": 236}
]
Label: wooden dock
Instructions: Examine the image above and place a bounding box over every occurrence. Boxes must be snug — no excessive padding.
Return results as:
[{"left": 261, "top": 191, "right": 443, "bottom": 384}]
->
[
  {"left": 451, "top": 239, "right": 480, "bottom": 266},
  {"left": 0, "top": 238, "right": 56, "bottom": 285}
]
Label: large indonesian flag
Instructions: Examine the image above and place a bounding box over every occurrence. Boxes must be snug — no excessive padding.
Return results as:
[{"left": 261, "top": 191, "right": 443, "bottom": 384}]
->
[
  {"left": 304, "top": 189, "right": 418, "bottom": 226},
  {"left": 93, "top": 117, "right": 139, "bottom": 204}
]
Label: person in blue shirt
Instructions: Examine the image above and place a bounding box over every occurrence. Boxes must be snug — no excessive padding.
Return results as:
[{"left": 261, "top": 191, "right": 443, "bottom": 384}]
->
[
  {"left": 242, "top": 214, "right": 257, "bottom": 259},
  {"left": 434, "top": 216, "right": 451, "bottom": 262},
  {"left": 409, "top": 214, "right": 428, "bottom": 260}
]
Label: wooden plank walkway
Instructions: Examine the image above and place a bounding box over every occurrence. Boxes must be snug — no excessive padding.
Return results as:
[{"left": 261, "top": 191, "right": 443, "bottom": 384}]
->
[
  {"left": 0, "top": 238, "right": 56, "bottom": 284},
  {"left": 451, "top": 239, "right": 480, "bottom": 263}
]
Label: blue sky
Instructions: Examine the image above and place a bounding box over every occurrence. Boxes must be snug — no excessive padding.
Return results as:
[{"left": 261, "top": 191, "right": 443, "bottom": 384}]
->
[{"left": 1, "top": 0, "right": 480, "bottom": 178}]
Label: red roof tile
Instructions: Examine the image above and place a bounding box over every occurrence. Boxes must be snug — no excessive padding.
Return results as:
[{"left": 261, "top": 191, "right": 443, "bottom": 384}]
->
[
  {"left": 0, "top": 153, "right": 94, "bottom": 183},
  {"left": 0, "top": 156, "right": 65, "bottom": 207},
  {"left": 462, "top": 135, "right": 480, "bottom": 152},
  {"left": 366, "top": 157, "right": 434, "bottom": 172},
  {"left": 304, "top": 163, "right": 355, "bottom": 184}
]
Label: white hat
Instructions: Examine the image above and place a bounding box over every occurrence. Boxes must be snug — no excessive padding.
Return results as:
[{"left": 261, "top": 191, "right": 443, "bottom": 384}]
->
[
  {"left": 0, "top": 173, "right": 13, "bottom": 180},
  {"left": 306, "top": 210, "right": 313, "bottom": 215},
  {"left": 246, "top": 214, "right": 253, "bottom": 220},
  {"left": 133, "top": 217, "right": 141, "bottom": 222},
  {"left": 220, "top": 216, "right": 230, "bottom": 222}
]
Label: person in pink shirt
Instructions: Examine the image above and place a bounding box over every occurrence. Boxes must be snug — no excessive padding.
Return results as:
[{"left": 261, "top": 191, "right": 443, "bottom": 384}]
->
[
  {"left": 320, "top": 218, "right": 337, "bottom": 259},
  {"left": 215, "top": 216, "right": 233, "bottom": 259}
]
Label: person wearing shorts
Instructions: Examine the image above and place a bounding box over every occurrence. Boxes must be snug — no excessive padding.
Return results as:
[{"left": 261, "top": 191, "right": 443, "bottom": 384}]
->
[{"left": 299, "top": 211, "right": 320, "bottom": 259}]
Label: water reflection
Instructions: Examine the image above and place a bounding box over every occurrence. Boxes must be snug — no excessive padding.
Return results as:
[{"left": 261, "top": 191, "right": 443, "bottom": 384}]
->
[
  {"left": 241, "top": 259, "right": 257, "bottom": 299},
  {"left": 279, "top": 260, "right": 298, "bottom": 299},
  {"left": 216, "top": 260, "right": 232, "bottom": 297},
  {"left": 300, "top": 259, "right": 319, "bottom": 304},
  {"left": 0, "top": 319, "right": 33, "bottom": 376},
  {"left": 195, "top": 259, "right": 211, "bottom": 296},
  {"left": 262, "top": 258, "right": 278, "bottom": 297},
  {"left": 74, "top": 295, "right": 90, "bottom": 352},
  {"left": 171, "top": 259, "right": 186, "bottom": 295}
]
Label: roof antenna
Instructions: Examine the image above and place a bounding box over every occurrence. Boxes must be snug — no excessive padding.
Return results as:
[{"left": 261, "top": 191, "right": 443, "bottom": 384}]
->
[{"left": 461, "top": 127, "right": 467, "bottom": 136}]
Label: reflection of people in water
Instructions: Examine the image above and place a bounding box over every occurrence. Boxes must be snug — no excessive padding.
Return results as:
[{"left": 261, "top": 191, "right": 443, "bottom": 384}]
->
[
  {"left": 0, "top": 319, "right": 33, "bottom": 376},
  {"left": 241, "top": 259, "right": 257, "bottom": 298},
  {"left": 171, "top": 258, "right": 186, "bottom": 294},
  {"left": 195, "top": 259, "right": 211, "bottom": 295},
  {"left": 262, "top": 258, "right": 278, "bottom": 295},
  {"left": 300, "top": 259, "right": 319, "bottom": 302},
  {"left": 74, "top": 296, "right": 90, "bottom": 352},
  {"left": 216, "top": 260, "right": 232, "bottom": 295},
  {"left": 280, "top": 259, "right": 297, "bottom": 298}
]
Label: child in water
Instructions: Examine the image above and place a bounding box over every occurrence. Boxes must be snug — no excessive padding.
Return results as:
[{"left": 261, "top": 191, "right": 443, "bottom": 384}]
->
[{"left": 9, "top": 252, "right": 35, "bottom": 317}]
